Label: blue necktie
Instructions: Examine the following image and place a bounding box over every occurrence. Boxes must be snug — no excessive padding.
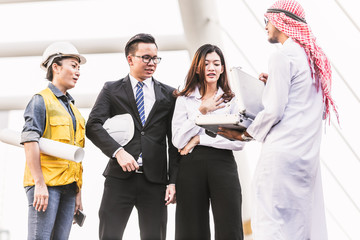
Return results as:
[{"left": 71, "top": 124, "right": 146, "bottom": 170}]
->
[
  {"left": 136, "top": 81, "right": 145, "bottom": 126},
  {"left": 135, "top": 81, "right": 145, "bottom": 165}
]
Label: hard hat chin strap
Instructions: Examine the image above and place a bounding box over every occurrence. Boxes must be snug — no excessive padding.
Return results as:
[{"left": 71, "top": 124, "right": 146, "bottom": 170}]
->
[{"left": 43, "top": 53, "right": 63, "bottom": 70}]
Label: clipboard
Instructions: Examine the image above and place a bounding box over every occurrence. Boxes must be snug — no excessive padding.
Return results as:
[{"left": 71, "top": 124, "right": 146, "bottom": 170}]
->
[{"left": 195, "top": 67, "right": 264, "bottom": 135}]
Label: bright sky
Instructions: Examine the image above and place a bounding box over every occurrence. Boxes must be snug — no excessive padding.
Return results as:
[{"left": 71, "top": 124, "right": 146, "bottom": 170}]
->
[{"left": 0, "top": 0, "right": 359, "bottom": 239}]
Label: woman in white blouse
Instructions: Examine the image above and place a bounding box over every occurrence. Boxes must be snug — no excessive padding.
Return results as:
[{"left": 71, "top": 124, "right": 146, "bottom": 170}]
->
[{"left": 172, "top": 44, "right": 245, "bottom": 240}]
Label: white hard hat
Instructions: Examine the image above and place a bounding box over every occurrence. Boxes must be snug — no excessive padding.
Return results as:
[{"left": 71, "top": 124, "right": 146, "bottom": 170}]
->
[
  {"left": 40, "top": 41, "right": 87, "bottom": 71},
  {"left": 102, "top": 114, "right": 135, "bottom": 146}
]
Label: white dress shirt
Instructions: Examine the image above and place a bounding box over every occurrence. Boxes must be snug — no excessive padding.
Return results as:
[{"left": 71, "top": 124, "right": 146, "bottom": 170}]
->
[
  {"left": 172, "top": 86, "right": 244, "bottom": 151},
  {"left": 129, "top": 74, "right": 156, "bottom": 121},
  {"left": 112, "top": 75, "right": 156, "bottom": 158}
]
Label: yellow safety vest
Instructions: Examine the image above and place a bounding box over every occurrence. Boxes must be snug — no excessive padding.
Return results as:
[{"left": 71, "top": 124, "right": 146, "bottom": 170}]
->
[{"left": 23, "top": 87, "right": 85, "bottom": 190}]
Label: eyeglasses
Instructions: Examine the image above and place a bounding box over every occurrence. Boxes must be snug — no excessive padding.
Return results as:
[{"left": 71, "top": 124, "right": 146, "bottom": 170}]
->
[
  {"left": 264, "top": 18, "right": 269, "bottom": 26},
  {"left": 133, "top": 55, "right": 162, "bottom": 64}
]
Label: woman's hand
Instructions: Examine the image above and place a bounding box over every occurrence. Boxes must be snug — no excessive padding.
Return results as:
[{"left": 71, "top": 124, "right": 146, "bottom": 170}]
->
[
  {"left": 73, "top": 190, "right": 83, "bottom": 225},
  {"left": 33, "top": 183, "right": 49, "bottom": 212},
  {"left": 74, "top": 189, "right": 83, "bottom": 214},
  {"left": 179, "top": 135, "right": 200, "bottom": 155},
  {"left": 199, "top": 92, "right": 225, "bottom": 114},
  {"left": 24, "top": 142, "right": 48, "bottom": 212}
]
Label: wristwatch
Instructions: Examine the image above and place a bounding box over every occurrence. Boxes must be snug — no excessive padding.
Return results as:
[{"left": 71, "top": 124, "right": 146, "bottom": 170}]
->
[{"left": 241, "top": 133, "right": 253, "bottom": 142}]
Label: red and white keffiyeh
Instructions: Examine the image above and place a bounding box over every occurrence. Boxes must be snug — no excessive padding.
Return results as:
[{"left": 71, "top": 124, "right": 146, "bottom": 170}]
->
[{"left": 265, "top": 0, "right": 338, "bottom": 123}]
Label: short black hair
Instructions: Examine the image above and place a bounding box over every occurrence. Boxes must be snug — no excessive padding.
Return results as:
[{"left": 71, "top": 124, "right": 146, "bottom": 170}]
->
[{"left": 124, "top": 33, "right": 158, "bottom": 58}]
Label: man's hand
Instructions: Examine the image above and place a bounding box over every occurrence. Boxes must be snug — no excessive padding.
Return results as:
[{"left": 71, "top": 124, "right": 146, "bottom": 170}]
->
[
  {"left": 217, "top": 127, "right": 245, "bottom": 141},
  {"left": 259, "top": 73, "right": 268, "bottom": 84},
  {"left": 179, "top": 135, "right": 200, "bottom": 155},
  {"left": 33, "top": 183, "right": 49, "bottom": 212},
  {"left": 199, "top": 92, "right": 225, "bottom": 115},
  {"left": 165, "top": 184, "right": 176, "bottom": 205},
  {"left": 115, "top": 148, "right": 139, "bottom": 172}
]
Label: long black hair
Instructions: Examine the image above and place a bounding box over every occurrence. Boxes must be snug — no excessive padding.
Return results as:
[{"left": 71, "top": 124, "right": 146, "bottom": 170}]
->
[{"left": 174, "top": 44, "right": 234, "bottom": 101}]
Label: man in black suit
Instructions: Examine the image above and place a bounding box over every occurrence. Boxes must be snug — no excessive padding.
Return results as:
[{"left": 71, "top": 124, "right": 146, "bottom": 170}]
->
[{"left": 86, "top": 33, "right": 179, "bottom": 240}]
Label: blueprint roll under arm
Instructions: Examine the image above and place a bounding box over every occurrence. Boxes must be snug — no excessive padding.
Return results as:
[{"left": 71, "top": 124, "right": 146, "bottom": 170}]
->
[{"left": 0, "top": 128, "right": 84, "bottom": 162}]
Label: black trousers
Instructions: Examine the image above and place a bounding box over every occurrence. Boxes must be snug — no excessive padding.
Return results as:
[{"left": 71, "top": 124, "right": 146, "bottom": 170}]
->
[
  {"left": 99, "top": 174, "right": 167, "bottom": 240},
  {"left": 175, "top": 146, "right": 244, "bottom": 240}
]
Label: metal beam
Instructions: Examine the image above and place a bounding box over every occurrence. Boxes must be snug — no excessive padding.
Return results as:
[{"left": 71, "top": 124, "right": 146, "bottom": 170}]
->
[
  {"left": 0, "top": 0, "right": 63, "bottom": 3},
  {"left": 334, "top": 0, "right": 360, "bottom": 33},
  {"left": 0, "top": 35, "right": 187, "bottom": 58},
  {"left": 0, "top": 94, "right": 98, "bottom": 110},
  {"left": 0, "top": 111, "right": 9, "bottom": 234}
]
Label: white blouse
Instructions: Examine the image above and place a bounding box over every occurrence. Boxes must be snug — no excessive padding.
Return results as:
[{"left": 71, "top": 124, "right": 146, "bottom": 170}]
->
[{"left": 172, "top": 86, "right": 245, "bottom": 151}]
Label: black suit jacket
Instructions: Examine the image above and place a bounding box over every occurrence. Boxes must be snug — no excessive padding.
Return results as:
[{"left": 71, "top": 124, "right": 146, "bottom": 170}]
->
[{"left": 86, "top": 75, "right": 179, "bottom": 184}]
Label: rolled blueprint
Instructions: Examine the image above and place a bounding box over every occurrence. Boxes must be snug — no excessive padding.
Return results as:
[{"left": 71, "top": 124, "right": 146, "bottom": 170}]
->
[{"left": 0, "top": 128, "right": 84, "bottom": 162}]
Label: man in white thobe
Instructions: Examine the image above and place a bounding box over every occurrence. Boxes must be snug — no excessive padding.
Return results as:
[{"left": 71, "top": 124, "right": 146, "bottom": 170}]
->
[{"left": 218, "top": 0, "right": 338, "bottom": 239}]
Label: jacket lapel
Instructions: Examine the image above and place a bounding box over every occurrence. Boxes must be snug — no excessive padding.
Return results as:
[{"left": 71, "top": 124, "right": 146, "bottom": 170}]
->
[{"left": 124, "top": 76, "right": 143, "bottom": 128}]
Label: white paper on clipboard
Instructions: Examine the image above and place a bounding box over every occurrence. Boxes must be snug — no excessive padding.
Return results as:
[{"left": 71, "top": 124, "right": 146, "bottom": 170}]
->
[{"left": 230, "top": 66, "right": 264, "bottom": 119}]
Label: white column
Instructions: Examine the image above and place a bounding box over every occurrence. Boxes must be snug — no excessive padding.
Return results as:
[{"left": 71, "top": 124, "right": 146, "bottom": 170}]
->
[
  {"left": 0, "top": 111, "right": 9, "bottom": 236},
  {"left": 234, "top": 150, "right": 254, "bottom": 240},
  {"left": 177, "top": 0, "right": 224, "bottom": 58}
]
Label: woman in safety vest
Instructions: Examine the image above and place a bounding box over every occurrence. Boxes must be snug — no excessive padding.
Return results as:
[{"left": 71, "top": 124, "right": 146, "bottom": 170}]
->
[{"left": 21, "top": 41, "right": 86, "bottom": 240}]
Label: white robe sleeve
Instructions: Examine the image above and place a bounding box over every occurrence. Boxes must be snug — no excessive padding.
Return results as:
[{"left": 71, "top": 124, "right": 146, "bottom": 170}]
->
[{"left": 247, "top": 51, "right": 291, "bottom": 142}]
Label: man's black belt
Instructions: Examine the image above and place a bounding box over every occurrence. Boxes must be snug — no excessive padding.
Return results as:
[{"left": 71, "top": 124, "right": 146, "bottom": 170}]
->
[{"left": 135, "top": 166, "right": 144, "bottom": 173}]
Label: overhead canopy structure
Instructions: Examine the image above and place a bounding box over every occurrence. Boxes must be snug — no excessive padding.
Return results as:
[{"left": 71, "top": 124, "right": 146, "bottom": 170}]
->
[{"left": 0, "top": 0, "right": 359, "bottom": 239}]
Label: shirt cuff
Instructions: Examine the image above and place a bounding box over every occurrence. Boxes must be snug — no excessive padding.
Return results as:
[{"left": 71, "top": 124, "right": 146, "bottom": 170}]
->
[
  {"left": 112, "top": 147, "right": 123, "bottom": 158},
  {"left": 198, "top": 134, "right": 211, "bottom": 146},
  {"left": 20, "top": 131, "right": 41, "bottom": 145}
]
